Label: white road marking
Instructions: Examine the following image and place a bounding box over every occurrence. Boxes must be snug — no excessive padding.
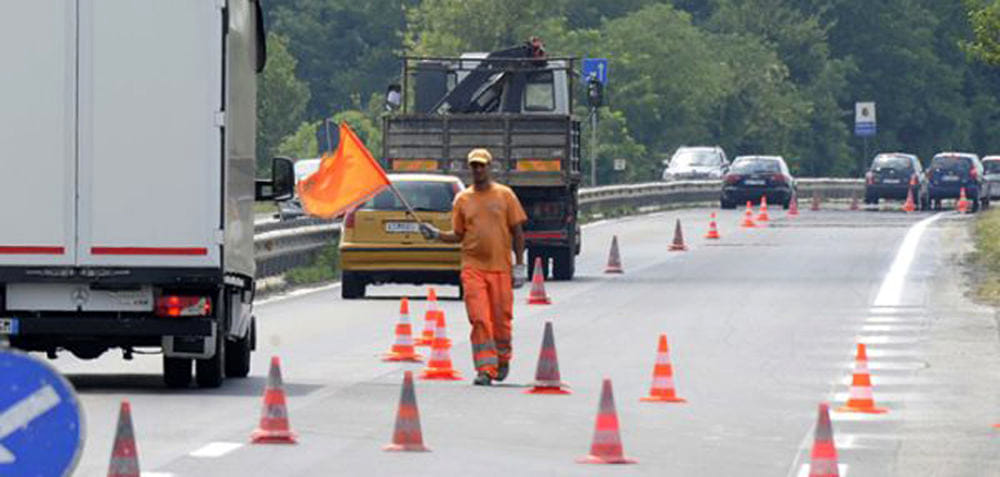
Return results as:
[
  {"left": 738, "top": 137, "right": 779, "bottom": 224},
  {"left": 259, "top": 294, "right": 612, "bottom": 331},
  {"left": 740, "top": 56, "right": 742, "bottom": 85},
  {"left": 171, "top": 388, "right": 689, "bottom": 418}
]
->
[
  {"left": 797, "top": 463, "right": 848, "bottom": 477},
  {"left": 873, "top": 213, "right": 943, "bottom": 307},
  {"left": 0, "top": 384, "right": 61, "bottom": 464},
  {"left": 255, "top": 282, "right": 342, "bottom": 306},
  {"left": 189, "top": 441, "right": 243, "bottom": 458}
]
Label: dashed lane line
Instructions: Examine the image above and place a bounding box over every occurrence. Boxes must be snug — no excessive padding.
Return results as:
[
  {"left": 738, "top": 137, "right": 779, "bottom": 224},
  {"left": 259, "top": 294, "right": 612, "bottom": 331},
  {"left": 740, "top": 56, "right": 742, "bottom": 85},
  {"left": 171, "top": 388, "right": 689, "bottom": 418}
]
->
[{"left": 189, "top": 441, "right": 244, "bottom": 458}]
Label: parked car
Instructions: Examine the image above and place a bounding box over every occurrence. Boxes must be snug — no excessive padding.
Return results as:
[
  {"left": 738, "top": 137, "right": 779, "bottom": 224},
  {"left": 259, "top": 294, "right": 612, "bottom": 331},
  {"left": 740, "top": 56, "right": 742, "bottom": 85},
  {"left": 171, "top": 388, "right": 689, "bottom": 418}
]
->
[
  {"left": 339, "top": 174, "right": 464, "bottom": 299},
  {"left": 720, "top": 155, "right": 796, "bottom": 209},
  {"left": 864, "top": 153, "right": 929, "bottom": 209},
  {"left": 982, "top": 156, "right": 1000, "bottom": 200},
  {"left": 662, "top": 146, "right": 729, "bottom": 181},
  {"left": 275, "top": 158, "right": 322, "bottom": 221},
  {"left": 926, "top": 152, "right": 988, "bottom": 212}
]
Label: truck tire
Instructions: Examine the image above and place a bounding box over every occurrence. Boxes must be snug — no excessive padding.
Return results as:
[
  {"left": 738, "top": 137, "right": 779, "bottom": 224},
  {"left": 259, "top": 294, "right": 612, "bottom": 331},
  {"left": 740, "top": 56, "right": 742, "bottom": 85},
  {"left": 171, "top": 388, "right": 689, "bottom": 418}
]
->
[
  {"left": 552, "top": 248, "right": 575, "bottom": 281},
  {"left": 341, "top": 272, "right": 365, "bottom": 299},
  {"left": 163, "top": 357, "right": 192, "bottom": 388},
  {"left": 196, "top": 331, "right": 225, "bottom": 388},
  {"left": 225, "top": 317, "right": 254, "bottom": 378}
]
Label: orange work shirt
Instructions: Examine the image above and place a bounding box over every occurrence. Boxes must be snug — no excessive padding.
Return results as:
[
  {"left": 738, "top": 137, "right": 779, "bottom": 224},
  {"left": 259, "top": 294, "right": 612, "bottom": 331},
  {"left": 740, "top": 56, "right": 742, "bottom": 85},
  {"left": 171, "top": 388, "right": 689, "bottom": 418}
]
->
[{"left": 451, "top": 182, "right": 528, "bottom": 272}]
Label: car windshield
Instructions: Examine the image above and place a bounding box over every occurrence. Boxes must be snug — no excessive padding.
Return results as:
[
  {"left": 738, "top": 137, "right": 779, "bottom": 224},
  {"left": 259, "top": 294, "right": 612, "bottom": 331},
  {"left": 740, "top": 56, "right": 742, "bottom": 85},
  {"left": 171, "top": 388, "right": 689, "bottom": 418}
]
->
[
  {"left": 671, "top": 151, "right": 720, "bottom": 168},
  {"left": 361, "top": 180, "right": 457, "bottom": 212},
  {"left": 872, "top": 155, "right": 911, "bottom": 170},
  {"left": 731, "top": 158, "right": 780, "bottom": 174},
  {"left": 984, "top": 161, "right": 1000, "bottom": 174},
  {"left": 930, "top": 156, "right": 972, "bottom": 172}
]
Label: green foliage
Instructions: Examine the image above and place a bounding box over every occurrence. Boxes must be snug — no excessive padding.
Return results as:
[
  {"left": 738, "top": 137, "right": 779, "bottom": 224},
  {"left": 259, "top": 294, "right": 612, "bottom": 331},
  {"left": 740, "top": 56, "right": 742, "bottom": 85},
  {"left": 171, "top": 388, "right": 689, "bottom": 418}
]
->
[
  {"left": 973, "top": 208, "right": 1000, "bottom": 304},
  {"left": 257, "top": 33, "right": 310, "bottom": 173},
  {"left": 275, "top": 120, "right": 320, "bottom": 159},
  {"left": 285, "top": 244, "right": 340, "bottom": 286},
  {"left": 405, "top": 0, "right": 566, "bottom": 55},
  {"left": 963, "top": 0, "right": 1000, "bottom": 66}
]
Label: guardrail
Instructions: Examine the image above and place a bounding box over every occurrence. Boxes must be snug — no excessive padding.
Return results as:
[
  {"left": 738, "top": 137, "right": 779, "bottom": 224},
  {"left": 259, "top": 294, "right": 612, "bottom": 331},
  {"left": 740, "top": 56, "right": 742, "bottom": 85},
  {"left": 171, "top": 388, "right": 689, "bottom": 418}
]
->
[{"left": 254, "top": 178, "right": 864, "bottom": 279}]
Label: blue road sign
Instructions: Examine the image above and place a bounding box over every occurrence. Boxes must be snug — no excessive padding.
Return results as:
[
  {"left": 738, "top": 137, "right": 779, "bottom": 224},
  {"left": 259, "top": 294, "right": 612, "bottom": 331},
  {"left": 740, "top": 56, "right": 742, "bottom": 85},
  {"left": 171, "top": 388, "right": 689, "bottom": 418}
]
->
[
  {"left": 0, "top": 350, "right": 83, "bottom": 477},
  {"left": 582, "top": 58, "right": 608, "bottom": 85},
  {"left": 855, "top": 122, "right": 876, "bottom": 137}
]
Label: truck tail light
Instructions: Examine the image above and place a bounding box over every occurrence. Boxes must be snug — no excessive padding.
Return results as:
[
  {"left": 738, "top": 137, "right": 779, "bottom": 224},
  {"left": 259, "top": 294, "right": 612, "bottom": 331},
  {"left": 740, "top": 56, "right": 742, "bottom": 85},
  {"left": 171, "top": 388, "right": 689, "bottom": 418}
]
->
[{"left": 155, "top": 295, "right": 211, "bottom": 317}]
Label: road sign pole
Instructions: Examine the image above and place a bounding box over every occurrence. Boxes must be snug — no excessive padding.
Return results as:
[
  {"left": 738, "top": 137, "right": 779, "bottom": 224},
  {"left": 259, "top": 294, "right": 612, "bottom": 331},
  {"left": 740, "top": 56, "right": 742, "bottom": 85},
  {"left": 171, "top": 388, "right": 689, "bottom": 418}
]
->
[{"left": 590, "top": 107, "right": 598, "bottom": 187}]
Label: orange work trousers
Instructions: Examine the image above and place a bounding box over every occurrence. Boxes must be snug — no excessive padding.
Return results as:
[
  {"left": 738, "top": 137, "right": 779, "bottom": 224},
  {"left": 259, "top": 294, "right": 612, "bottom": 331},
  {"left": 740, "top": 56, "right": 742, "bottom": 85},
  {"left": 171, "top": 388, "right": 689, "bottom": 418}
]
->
[{"left": 461, "top": 267, "right": 513, "bottom": 378}]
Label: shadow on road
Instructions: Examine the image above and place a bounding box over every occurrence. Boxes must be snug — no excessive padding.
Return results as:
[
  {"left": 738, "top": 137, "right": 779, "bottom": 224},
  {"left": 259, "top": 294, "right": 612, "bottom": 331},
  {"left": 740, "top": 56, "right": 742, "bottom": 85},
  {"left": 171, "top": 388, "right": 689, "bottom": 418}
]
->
[{"left": 67, "top": 374, "right": 323, "bottom": 397}]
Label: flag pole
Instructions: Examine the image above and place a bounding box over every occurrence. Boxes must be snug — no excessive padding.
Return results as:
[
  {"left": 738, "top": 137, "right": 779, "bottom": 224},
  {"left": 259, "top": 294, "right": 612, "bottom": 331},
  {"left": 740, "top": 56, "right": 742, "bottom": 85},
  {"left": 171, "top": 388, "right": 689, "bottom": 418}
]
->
[{"left": 385, "top": 182, "right": 426, "bottom": 227}]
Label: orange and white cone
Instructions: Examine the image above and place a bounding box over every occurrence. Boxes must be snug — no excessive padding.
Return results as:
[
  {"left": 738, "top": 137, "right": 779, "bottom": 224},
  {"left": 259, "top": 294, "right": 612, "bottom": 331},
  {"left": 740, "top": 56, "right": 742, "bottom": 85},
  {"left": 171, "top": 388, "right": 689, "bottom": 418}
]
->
[
  {"left": 383, "top": 371, "right": 430, "bottom": 452},
  {"left": 705, "top": 212, "right": 721, "bottom": 239},
  {"left": 527, "top": 256, "right": 551, "bottom": 305},
  {"left": 107, "top": 400, "right": 140, "bottom": 477},
  {"left": 849, "top": 196, "right": 860, "bottom": 211},
  {"left": 251, "top": 356, "right": 298, "bottom": 444},
  {"left": 668, "top": 219, "right": 688, "bottom": 251},
  {"left": 419, "top": 314, "right": 461, "bottom": 380},
  {"left": 383, "top": 297, "right": 423, "bottom": 362},
  {"left": 605, "top": 236, "right": 624, "bottom": 273},
  {"left": 957, "top": 187, "right": 969, "bottom": 213},
  {"left": 578, "top": 379, "right": 637, "bottom": 464},
  {"left": 902, "top": 187, "right": 916, "bottom": 212},
  {"left": 809, "top": 403, "right": 840, "bottom": 477},
  {"left": 811, "top": 193, "right": 821, "bottom": 211},
  {"left": 757, "top": 196, "right": 771, "bottom": 221},
  {"left": 640, "top": 334, "right": 686, "bottom": 403},
  {"left": 788, "top": 192, "right": 800, "bottom": 216},
  {"left": 415, "top": 288, "right": 439, "bottom": 347},
  {"left": 836, "top": 343, "right": 887, "bottom": 414},
  {"left": 525, "top": 321, "right": 571, "bottom": 394},
  {"left": 741, "top": 201, "right": 758, "bottom": 228}
]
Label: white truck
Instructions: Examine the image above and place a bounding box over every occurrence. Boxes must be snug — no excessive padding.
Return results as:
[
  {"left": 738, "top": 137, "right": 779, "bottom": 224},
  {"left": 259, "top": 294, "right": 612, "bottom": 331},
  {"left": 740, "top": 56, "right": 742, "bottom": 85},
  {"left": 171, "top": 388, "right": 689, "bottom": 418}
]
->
[{"left": 0, "top": 0, "right": 293, "bottom": 388}]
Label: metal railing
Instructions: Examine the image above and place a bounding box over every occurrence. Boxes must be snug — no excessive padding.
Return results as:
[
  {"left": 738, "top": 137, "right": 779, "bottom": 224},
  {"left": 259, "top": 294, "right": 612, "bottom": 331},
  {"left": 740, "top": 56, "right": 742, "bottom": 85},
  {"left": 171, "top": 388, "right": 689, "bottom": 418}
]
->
[{"left": 254, "top": 178, "right": 864, "bottom": 278}]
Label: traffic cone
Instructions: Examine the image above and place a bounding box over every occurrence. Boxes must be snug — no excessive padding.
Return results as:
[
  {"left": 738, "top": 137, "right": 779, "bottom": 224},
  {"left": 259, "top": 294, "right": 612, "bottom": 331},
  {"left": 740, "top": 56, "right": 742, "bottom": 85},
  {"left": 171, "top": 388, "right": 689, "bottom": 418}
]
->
[
  {"left": 383, "top": 297, "right": 423, "bottom": 362},
  {"left": 741, "top": 201, "right": 758, "bottom": 228},
  {"left": 849, "top": 196, "right": 860, "bottom": 211},
  {"left": 383, "top": 371, "right": 430, "bottom": 452},
  {"left": 419, "top": 314, "right": 461, "bottom": 380},
  {"left": 788, "top": 192, "right": 800, "bottom": 216},
  {"left": 902, "top": 187, "right": 916, "bottom": 213},
  {"left": 704, "top": 212, "right": 721, "bottom": 239},
  {"left": 107, "top": 400, "right": 140, "bottom": 477},
  {"left": 525, "top": 321, "right": 570, "bottom": 394},
  {"left": 578, "top": 379, "right": 637, "bottom": 464},
  {"left": 809, "top": 403, "right": 840, "bottom": 477},
  {"left": 836, "top": 343, "right": 887, "bottom": 414},
  {"left": 251, "top": 356, "right": 298, "bottom": 444},
  {"left": 957, "top": 187, "right": 969, "bottom": 213},
  {"left": 527, "top": 256, "right": 551, "bottom": 305},
  {"left": 640, "top": 334, "right": 686, "bottom": 403},
  {"left": 811, "top": 192, "right": 821, "bottom": 211},
  {"left": 605, "top": 235, "right": 624, "bottom": 274},
  {"left": 757, "top": 196, "right": 771, "bottom": 221},
  {"left": 668, "top": 219, "right": 688, "bottom": 251},
  {"left": 415, "top": 288, "right": 439, "bottom": 346}
]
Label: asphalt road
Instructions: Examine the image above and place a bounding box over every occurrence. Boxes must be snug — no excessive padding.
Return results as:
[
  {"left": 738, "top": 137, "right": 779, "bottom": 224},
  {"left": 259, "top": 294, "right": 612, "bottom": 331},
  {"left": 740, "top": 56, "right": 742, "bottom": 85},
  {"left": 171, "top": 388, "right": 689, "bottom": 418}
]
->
[{"left": 51, "top": 204, "right": 1000, "bottom": 476}]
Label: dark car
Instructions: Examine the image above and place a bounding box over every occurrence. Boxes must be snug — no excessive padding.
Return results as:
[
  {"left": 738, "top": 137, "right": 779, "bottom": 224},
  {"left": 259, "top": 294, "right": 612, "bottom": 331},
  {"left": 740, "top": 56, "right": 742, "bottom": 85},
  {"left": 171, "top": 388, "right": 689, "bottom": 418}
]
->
[
  {"left": 926, "top": 152, "right": 988, "bottom": 212},
  {"left": 720, "top": 155, "right": 796, "bottom": 209},
  {"left": 864, "top": 153, "right": 929, "bottom": 209},
  {"left": 662, "top": 146, "right": 729, "bottom": 181}
]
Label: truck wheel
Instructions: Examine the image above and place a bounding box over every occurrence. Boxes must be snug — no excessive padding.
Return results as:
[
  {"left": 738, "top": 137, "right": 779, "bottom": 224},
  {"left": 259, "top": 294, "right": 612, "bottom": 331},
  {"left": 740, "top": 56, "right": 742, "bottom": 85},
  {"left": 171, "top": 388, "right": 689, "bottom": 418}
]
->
[
  {"left": 552, "top": 249, "right": 575, "bottom": 281},
  {"left": 225, "top": 317, "right": 254, "bottom": 378},
  {"left": 196, "top": 331, "right": 225, "bottom": 388},
  {"left": 163, "top": 357, "right": 192, "bottom": 388},
  {"left": 528, "top": 251, "right": 549, "bottom": 280},
  {"left": 341, "top": 272, "right": 365, "bottom": 299}
]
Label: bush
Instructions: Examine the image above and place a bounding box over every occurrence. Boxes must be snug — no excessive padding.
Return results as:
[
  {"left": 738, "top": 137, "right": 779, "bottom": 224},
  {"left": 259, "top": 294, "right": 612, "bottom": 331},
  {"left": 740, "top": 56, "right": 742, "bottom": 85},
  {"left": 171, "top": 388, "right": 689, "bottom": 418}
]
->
[{"left": 285, "top": 244, "right": 340, "bottom": 286}]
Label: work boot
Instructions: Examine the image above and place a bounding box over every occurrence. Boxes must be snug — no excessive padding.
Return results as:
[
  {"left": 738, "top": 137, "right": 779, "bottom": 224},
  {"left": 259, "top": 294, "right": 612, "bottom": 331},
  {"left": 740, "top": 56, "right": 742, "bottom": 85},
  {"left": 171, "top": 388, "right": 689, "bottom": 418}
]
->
[
  {"left": 473, "top": 371, "right": 493, "bottom": 386},
  {"left": 496, "top": 363, "right": 509, "bottom": 382}
]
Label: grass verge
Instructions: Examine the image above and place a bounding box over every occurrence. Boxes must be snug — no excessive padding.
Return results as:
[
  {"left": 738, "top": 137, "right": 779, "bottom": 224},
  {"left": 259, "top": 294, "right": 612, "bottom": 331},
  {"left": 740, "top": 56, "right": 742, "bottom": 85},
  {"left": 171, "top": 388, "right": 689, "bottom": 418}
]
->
[
  {"left": 284, "top": 244, "right": 340, "bottom": 287},
  {"left": 254, "top": 201, "right": 278, "bottom": 215},
  {"left": 972, "top": 208, "right": 1000, "bottom": 304}
]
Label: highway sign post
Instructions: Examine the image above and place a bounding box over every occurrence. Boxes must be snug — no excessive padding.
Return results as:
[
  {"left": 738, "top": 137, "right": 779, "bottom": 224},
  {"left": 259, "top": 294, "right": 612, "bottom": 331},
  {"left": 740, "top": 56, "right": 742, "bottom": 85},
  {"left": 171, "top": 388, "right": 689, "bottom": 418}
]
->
[
  {"left": 0, "top": 350, "right": 84, "bottom": 476},
  {"left": 854, "top": 102, "right": 876, "bottom": 137},
  {"left": 583, "top": 58, "right": 609, "bottom": 187},
  {"left": 582, "top": 58, "right": 608, "bottom": 85}
]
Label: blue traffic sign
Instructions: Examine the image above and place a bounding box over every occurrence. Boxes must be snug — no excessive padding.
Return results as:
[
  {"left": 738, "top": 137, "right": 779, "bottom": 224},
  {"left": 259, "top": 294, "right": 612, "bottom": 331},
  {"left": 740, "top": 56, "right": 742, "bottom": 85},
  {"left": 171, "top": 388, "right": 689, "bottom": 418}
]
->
[
  {"left": 0, "top": 350, "right": 83, "bottom": 477},
  {"left": 582, "top": 58, "right": 608, "bottom": 85},
  {"left": 855, "top": 122, "right": 876, "bottom": 137}
]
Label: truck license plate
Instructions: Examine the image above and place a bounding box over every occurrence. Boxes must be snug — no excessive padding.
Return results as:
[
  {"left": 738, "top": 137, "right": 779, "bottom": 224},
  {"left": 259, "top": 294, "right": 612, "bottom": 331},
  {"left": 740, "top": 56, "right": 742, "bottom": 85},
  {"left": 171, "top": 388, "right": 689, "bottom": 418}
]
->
[
  {"left": 385, "top": 222, "right": 420, "bottom": 233},
  {"left": 0, "top": 318, "right": 18, "bottom": 335}
]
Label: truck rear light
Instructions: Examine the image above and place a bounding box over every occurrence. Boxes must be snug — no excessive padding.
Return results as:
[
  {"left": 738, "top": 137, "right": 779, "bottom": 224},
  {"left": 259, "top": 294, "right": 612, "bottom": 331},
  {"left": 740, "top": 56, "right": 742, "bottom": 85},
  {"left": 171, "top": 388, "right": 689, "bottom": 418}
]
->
[
  {"left": 724, "top": 174, "right": 742, "bottom": 184},
  {"left": 344, "top": 209, "right": 357, "bottom": 228},
  {"left": 155, "top": 295, "right": 211, "bottom": 317}
]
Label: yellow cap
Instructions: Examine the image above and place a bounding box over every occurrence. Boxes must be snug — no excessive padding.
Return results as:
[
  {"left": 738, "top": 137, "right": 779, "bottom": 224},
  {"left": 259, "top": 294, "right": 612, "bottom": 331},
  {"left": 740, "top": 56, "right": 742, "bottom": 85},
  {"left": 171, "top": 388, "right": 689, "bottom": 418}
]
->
[{"left": 467, "top": 148, "right": 493, "bottom": 165}]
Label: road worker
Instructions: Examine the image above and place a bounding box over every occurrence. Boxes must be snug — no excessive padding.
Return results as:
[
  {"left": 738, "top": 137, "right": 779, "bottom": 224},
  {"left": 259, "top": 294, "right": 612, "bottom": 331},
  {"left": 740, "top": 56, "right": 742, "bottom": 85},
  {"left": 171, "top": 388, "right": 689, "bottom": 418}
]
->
[{"left": 419, "top": 148, "right": 527, "bottom": 386}]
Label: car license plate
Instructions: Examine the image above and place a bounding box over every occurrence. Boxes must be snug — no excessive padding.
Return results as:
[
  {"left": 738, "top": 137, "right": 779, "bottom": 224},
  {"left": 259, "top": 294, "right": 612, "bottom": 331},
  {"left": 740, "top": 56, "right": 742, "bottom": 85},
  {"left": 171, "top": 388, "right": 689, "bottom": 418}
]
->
[
  {"left": 744, "top": 179, "right": 765, "bottom": 185},
  {"left": 882, "top": 178, "right": 900, "bottom": 184},
  {"left": 385, "top": 222, "right": 420, "bottom": 233},
  {"left": 943, "top": 175, "right": 959, "bottom": 182},
  {"left": 0, "top": 318, "right": 18, "bottom": 335}
]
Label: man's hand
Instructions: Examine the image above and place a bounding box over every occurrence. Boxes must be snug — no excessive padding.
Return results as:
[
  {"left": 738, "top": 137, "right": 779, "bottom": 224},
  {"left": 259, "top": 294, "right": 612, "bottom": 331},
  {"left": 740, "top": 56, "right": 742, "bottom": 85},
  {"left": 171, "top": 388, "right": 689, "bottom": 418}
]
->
[
  {"left": 419, "top": 223, "right": 440, "bottom": 240},
  {"left": 512, "top": 263, "right": 527, "bottom": 289}
]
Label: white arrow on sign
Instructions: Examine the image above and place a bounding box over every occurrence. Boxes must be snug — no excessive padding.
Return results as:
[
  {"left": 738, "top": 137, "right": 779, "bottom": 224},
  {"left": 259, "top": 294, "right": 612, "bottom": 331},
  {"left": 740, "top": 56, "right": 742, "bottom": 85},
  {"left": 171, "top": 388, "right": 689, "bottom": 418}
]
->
[{"left": 0, "top": 384, "right": 61, "bottom": 464}]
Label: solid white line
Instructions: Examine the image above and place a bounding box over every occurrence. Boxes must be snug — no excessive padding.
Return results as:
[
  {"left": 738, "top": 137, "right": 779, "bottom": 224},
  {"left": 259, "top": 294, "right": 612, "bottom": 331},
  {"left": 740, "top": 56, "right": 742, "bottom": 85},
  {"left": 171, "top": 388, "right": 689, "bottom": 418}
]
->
[
  {"left": 189, "top": 441, "right": 243, "bottom": 458},
  {"left": 872, "top": 213, "right": 944, "bottom": 307}
]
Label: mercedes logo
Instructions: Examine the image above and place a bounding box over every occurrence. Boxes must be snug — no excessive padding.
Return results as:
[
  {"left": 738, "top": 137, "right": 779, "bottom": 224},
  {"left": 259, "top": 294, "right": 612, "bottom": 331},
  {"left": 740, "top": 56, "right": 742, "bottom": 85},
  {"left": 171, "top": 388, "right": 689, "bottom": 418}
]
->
[{"left": 71, "top": 287, "right": 90, "bottom": 306}]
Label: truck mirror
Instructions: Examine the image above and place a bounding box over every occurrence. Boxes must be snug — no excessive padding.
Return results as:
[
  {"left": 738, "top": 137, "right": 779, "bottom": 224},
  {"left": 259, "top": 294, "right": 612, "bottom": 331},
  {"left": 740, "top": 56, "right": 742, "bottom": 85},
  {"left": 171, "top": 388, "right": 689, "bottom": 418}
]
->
[
  {"left": 254, "top": 157, "right": 294, "bottom": 201},
  {"left": 386, "top": 84, "right": 402, "bottom": 111}
]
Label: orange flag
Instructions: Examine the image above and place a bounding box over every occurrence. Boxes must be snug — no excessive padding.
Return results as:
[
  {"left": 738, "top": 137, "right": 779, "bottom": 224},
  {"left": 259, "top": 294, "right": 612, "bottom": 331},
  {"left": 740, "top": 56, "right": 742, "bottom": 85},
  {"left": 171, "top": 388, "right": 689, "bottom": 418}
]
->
[{"left": 297, "top": 122, "right": 391, "bottom": 218}]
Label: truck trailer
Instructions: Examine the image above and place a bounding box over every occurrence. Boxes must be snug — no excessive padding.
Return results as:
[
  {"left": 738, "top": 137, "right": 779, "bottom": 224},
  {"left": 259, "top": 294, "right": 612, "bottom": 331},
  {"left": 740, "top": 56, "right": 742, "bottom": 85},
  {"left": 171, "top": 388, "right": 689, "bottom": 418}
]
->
[{"left": 0, "top": 0, "right": 293, "bottom": 388}]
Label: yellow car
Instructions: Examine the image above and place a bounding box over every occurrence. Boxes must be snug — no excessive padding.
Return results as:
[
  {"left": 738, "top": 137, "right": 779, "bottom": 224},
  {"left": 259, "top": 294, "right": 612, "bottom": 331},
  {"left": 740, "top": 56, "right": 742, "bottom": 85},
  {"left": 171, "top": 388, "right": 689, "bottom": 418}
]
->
[{"left": 339, "top": 173, "right": 463, "bottom": 299}]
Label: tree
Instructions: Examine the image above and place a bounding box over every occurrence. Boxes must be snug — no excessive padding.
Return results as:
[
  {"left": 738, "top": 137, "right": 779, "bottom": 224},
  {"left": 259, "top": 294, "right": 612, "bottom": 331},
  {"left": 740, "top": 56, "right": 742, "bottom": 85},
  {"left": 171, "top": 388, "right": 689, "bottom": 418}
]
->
[
  {"left": 404, "top": 0, "right": 566, "bottom": 55},
  {"left": 963, "top": 0, "right": 1000, "bottom": 66},
  {"left": 257, "top": 33, "right": 310, "bottom": 173}
]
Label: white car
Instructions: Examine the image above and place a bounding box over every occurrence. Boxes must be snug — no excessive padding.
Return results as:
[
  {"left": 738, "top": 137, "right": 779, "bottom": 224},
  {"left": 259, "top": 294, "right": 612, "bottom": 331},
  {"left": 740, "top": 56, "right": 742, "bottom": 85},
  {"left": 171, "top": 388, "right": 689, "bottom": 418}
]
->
[{"left": 662, "top": 146, "right": 729, "bottom": 181}]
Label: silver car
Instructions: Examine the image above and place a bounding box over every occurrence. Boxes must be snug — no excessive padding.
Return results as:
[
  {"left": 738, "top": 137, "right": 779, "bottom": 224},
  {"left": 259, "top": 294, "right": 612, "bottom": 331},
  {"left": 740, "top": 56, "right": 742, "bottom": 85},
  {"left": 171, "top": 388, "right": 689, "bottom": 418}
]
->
[
  {"left": 662, "top": 146, "right": 729, "bottom": 181},
  {"left": 983, "top": 156, "right": 1000, "bottom": 200}
]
